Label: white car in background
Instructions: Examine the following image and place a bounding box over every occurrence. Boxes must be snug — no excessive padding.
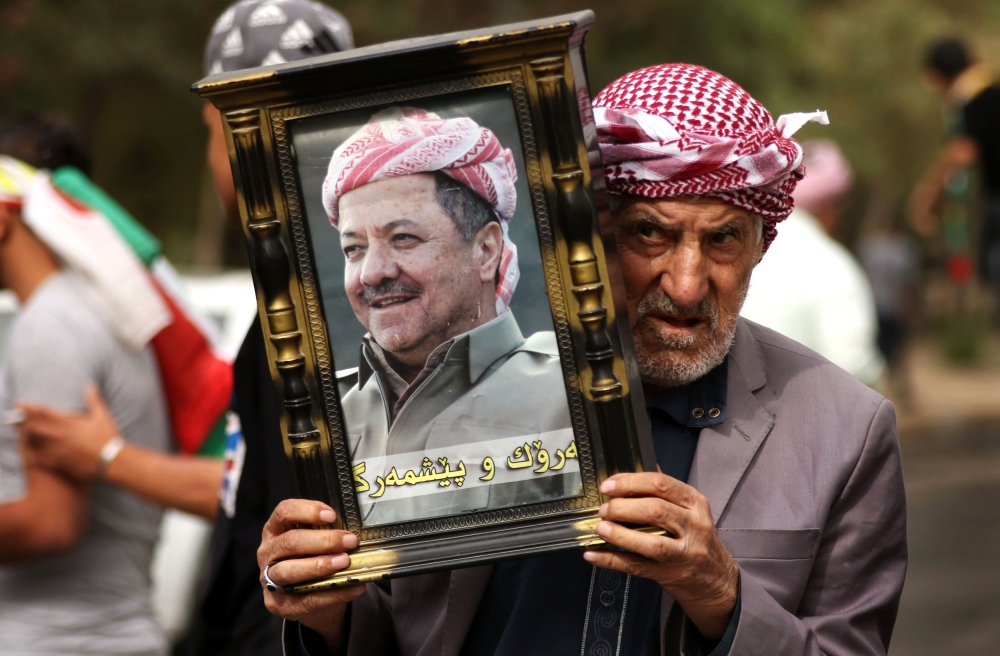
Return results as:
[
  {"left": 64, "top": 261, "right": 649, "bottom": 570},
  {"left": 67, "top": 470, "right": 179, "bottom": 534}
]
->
[{"left": 0, "top": 270, "right": 258, "bottom": 646}]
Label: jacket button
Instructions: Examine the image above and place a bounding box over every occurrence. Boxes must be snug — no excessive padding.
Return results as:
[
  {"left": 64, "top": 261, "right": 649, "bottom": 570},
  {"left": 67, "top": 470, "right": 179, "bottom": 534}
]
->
[
  {"left": 708, "top": 407, "right": 721, "bottom": 419},
  {"left": 692, "top": 408, "right": 705, "bottom": 419}
]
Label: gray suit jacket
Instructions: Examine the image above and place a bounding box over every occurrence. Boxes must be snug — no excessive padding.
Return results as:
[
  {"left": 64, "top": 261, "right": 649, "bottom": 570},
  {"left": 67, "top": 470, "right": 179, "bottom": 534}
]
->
[{"left": 284, "top": 319, "right": 907, "bottom": 655}]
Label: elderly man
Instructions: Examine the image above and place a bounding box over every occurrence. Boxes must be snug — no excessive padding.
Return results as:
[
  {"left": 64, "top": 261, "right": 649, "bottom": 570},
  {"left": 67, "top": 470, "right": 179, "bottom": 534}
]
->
[
  {"left": 260, "top": 64, "right": 907, "bottom": 656},
  {"left": 322, "top": 108, "right": 577, "bottom": 526}
]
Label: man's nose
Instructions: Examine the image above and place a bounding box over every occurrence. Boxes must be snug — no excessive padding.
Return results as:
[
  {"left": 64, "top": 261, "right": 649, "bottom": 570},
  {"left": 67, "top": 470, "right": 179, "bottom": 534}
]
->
[
  {"left": 359, "top": 243, "right": 400, "bottom": 286},
  {"left": 658, "top": 244, "right": 708, "bottom": 309}
]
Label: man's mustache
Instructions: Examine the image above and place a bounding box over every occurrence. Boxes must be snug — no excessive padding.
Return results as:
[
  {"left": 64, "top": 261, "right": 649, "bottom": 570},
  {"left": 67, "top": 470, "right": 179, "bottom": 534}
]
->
[
  {"left": 361, "top": 279, "right": 423, "bottom": 306},
  {"left": 636, "top": 289, "right": 719, "bottom": 331}
]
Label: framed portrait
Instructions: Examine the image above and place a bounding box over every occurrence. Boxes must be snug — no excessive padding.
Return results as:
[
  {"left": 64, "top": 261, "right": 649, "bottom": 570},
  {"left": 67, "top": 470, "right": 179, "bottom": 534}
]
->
[{"left": 195, "top": 10, "right": 657, "bottom": 592}]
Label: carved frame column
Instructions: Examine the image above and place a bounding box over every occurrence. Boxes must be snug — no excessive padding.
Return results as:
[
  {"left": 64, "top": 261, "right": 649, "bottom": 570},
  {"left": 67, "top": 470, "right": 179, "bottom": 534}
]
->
[
  {"left": 530, "top": 57, "right": 645, "bottom": 478},
  {"left": 226, "top": 108, "right": 336, "bottom": 520}
]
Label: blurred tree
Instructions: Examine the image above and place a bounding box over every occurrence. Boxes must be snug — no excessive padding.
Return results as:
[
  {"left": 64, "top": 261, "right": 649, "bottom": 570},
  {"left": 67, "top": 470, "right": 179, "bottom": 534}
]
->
[{"left": 1, "top": 0, "right": 997, "bottom": 265}]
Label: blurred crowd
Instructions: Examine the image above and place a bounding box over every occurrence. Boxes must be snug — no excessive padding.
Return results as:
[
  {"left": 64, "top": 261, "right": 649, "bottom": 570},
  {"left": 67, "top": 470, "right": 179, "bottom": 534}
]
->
[{"left": 0, "top": 1, "right": 996, "bottom": 655}]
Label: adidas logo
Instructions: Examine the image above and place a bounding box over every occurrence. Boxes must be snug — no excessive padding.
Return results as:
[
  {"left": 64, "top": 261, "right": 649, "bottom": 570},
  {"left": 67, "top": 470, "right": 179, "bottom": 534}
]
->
[
  {"left": 221, "top": 27, "right": 244, "bottom": 58},
  {"left": 248, "top": 3, "right": 287, "bottom": 28},
  {"left": 278, "top": 19, "right": 314, "bottom": 50},
  {"left": 260, "top": 50, "right": 287, "bottom": 66},
  {"left": 212, "top": 7, "right": 236, "bottom": 34}
]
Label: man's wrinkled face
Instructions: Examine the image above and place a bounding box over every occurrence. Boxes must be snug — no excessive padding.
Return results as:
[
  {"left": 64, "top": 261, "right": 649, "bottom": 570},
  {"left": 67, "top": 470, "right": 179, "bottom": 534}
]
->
[
  {"left": 614, "top": 196, "right": 763, "bottom": 393},
  {"left": 339, "top": 174, "right": 501, "bottom": 369}
]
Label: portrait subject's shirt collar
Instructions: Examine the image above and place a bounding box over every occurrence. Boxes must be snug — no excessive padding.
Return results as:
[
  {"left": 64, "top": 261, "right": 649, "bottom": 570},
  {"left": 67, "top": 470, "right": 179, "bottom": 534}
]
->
[{"left": 359, "top": 310, "right": 527, "bottom": 422}]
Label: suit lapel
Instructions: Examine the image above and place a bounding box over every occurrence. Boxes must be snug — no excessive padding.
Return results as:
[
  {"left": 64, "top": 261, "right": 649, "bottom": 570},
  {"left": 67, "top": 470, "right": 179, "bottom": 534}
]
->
[
  {"left": 659, "top": 322, "right": 774, "bottom": 652},
  {"left": 439, "top": 565, "right": 494, "bottom": 656},
  {"left": 687, "top": 320, "right": 774, "bottom": 524}
]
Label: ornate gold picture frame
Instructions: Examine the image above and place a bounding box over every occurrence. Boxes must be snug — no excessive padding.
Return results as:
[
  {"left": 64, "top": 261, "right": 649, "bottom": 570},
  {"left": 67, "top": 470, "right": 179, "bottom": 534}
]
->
[{"left": 194, "top": 11, "right": 656, "bottom": 592}]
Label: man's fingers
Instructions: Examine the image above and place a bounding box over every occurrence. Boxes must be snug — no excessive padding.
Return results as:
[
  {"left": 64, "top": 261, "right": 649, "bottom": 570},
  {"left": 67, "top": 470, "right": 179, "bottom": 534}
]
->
[
  {"left": 266, "top": 552, "right": 353, "bottom": 588},
  {"left": 600, "top": 497, "right": 685, "bottom": 535},
  {"left": 594, "top": 520, "right": 684, "bottom": 563},
  {"left": 84, "top": 384, "right": 118, "bottom": 431},
  {"left": 84, "top": 384, "right": 112, "bottom": 419},
  {"left": 263, "top": 499, "right": 338, "bottom": 539},
  {"left": 17, "top": 405, "right": 72, "bottom": 437},
  {"left": 600, "top": 472, "right": 701, "bottom": 508},
  {"left": 263, "top": 528, "right": 359, "bottom": 565}
]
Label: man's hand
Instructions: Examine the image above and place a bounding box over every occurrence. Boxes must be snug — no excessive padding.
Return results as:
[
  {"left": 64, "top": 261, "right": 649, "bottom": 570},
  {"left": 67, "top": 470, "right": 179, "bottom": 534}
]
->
[
  {"left": 18, "top": 384, "right": 118, "bottom": 483},
  {"left": 583, "top": 472, "right": 739, "bottom": 640},
  {"left": 259, "top": 499, "right": 366, "bottom": 653}
]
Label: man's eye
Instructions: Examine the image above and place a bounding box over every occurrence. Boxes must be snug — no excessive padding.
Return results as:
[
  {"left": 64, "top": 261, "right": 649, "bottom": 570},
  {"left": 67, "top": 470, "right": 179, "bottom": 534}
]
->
[
  {"left": 712, "top": 230, "right": 737, "bottom": 244},
  {"left": 637, "top": 224, "right": 660, "bottom": 239},
  {"left": 343, "top": 245, "right": 363, "bottom": 259},
  {"left": 392, "top": 233, "right": 419, "bottom": 245}
]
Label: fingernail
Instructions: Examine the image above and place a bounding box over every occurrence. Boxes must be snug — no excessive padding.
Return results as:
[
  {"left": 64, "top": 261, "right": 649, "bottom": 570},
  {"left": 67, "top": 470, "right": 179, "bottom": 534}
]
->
[
  {"left": 343, "top": 533, "right": 359, "bottom": 549},
  {"left": 599, "top": 502, "right": 608, "bottom": 518},
  {"left": 600, "top": 479, "right": 616, "bottom": 494},
  {"left": 331, "top": 553, "right": 350, "bottom": 569},
  {"left": 319, "top": 509, "right": 336, "bottom": 523},
  {"left": 596, "top": 521, "right": 612, "bottom": 538},
  {"left": 583, "top": 551, "right": 600, "bottom": 563}
]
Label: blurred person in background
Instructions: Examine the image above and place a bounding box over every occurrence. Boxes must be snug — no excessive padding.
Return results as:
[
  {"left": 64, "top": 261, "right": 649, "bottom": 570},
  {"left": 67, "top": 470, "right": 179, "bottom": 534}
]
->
[
  {"left": 8, "top": 4, "right": 354, "bottom": 653},
  {"left": 741, "top": 139, "right": 885, "bottom": 385},
  {"left": 910, "top": 38, "right": 1000, "bottom": 294},
  {"left": 858, "top": 217, "right": 921, "bottom": 406},
  {"left": 0, "top": 147, "right": 172, "bottom": 653},
  {"left": 195, "top": 3, "right": 353, "bottom": 654},
  {"left": 3, "top": 110, "right": 241, "bottom": 650},
  {"left": 7, "top": 112, "right": 233, "bottom": 521}
]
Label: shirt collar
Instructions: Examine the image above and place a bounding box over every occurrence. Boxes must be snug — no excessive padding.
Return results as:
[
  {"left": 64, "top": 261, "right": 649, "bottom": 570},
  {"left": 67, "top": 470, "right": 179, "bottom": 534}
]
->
[
  {"left": 357, "top": 309, "right": 526, "bottom": 389},
  {"left": 645, "top": 357, "right": 729, "bottom": 428}
]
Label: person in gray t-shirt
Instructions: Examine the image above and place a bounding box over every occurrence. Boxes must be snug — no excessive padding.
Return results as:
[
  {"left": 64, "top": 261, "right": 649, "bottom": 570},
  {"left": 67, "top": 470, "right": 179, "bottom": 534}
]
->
[{"left": 0, "top": 183, "right": 170, "bottom": 654}]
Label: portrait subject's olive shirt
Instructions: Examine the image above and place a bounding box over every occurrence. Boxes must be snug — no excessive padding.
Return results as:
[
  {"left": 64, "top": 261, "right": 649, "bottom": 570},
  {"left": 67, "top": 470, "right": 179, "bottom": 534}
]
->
[
  {"left": 365, "top": 335, "right": 454, "bottom": 424},
  {"left": 339, "top": 310, "right": 579, "bottom": 527}
]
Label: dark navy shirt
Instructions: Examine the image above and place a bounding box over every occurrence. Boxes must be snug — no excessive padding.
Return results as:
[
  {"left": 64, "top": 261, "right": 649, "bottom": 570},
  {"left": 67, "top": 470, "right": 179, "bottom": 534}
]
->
[{"left": 302, "top": 360, "right": 740, "bottom": 655}]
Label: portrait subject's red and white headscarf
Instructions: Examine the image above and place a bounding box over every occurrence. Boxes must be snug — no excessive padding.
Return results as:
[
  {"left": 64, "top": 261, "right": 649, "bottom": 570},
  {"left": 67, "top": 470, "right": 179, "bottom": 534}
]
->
[
  {"left": 593, "top": 64, "right": 828, "bottom": 251},
  {"left": 322, "top": 107, "right": 519, "bottom": 314}
]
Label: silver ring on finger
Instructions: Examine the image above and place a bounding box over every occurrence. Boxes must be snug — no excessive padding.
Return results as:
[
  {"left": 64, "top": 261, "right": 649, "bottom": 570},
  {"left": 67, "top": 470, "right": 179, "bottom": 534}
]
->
[{"left": 263, "top": 563, "right": 280, "bottom": 592}]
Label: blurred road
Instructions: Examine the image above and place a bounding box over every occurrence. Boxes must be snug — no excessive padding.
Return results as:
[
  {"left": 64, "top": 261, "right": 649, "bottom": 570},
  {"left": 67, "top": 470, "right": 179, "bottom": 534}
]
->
[{"left": 891, "top": 421, "right": 1000, "bottom": 655}]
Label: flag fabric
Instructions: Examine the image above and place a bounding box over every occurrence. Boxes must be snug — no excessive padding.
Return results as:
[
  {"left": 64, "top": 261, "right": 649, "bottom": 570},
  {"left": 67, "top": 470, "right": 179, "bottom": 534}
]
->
[
  {"left": 50, "top": 168, "right": 234, "bottom": 455},
  {"left": 6, "top": 159, "right": 232, "bottom": 456}
]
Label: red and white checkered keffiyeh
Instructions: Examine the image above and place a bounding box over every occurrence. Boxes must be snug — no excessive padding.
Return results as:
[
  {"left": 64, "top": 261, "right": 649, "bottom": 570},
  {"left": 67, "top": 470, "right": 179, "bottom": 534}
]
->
[
  {"left": 593, "top": 64, "right": 828, "bottom": 250},
  {"left": 322, "top": 107, "right": 519, "bottom": 314}
]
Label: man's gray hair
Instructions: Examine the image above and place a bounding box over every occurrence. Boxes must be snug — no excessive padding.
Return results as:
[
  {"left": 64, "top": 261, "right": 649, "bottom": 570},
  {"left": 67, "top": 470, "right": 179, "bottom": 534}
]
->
[{"left": 433, "top": 172, "right": 498, "bottom": 240}]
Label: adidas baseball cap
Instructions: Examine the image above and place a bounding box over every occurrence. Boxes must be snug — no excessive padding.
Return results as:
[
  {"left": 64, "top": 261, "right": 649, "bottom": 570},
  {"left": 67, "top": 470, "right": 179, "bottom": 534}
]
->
[{"left": 204, "top": 0, "right": 354, "bottom": 75}]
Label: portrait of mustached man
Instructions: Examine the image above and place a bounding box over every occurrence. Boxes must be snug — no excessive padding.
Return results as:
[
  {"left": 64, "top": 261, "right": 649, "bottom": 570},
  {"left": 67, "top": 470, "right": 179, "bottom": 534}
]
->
[{"left": 323, "top": 107, "right": 582, "bottom": 527}]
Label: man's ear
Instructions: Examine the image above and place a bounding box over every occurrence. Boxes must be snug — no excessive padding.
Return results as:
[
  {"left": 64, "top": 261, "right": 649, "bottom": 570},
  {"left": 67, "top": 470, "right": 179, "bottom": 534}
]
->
[{"left": 474, "top": 221, "right": 504, "bottom": 283}]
